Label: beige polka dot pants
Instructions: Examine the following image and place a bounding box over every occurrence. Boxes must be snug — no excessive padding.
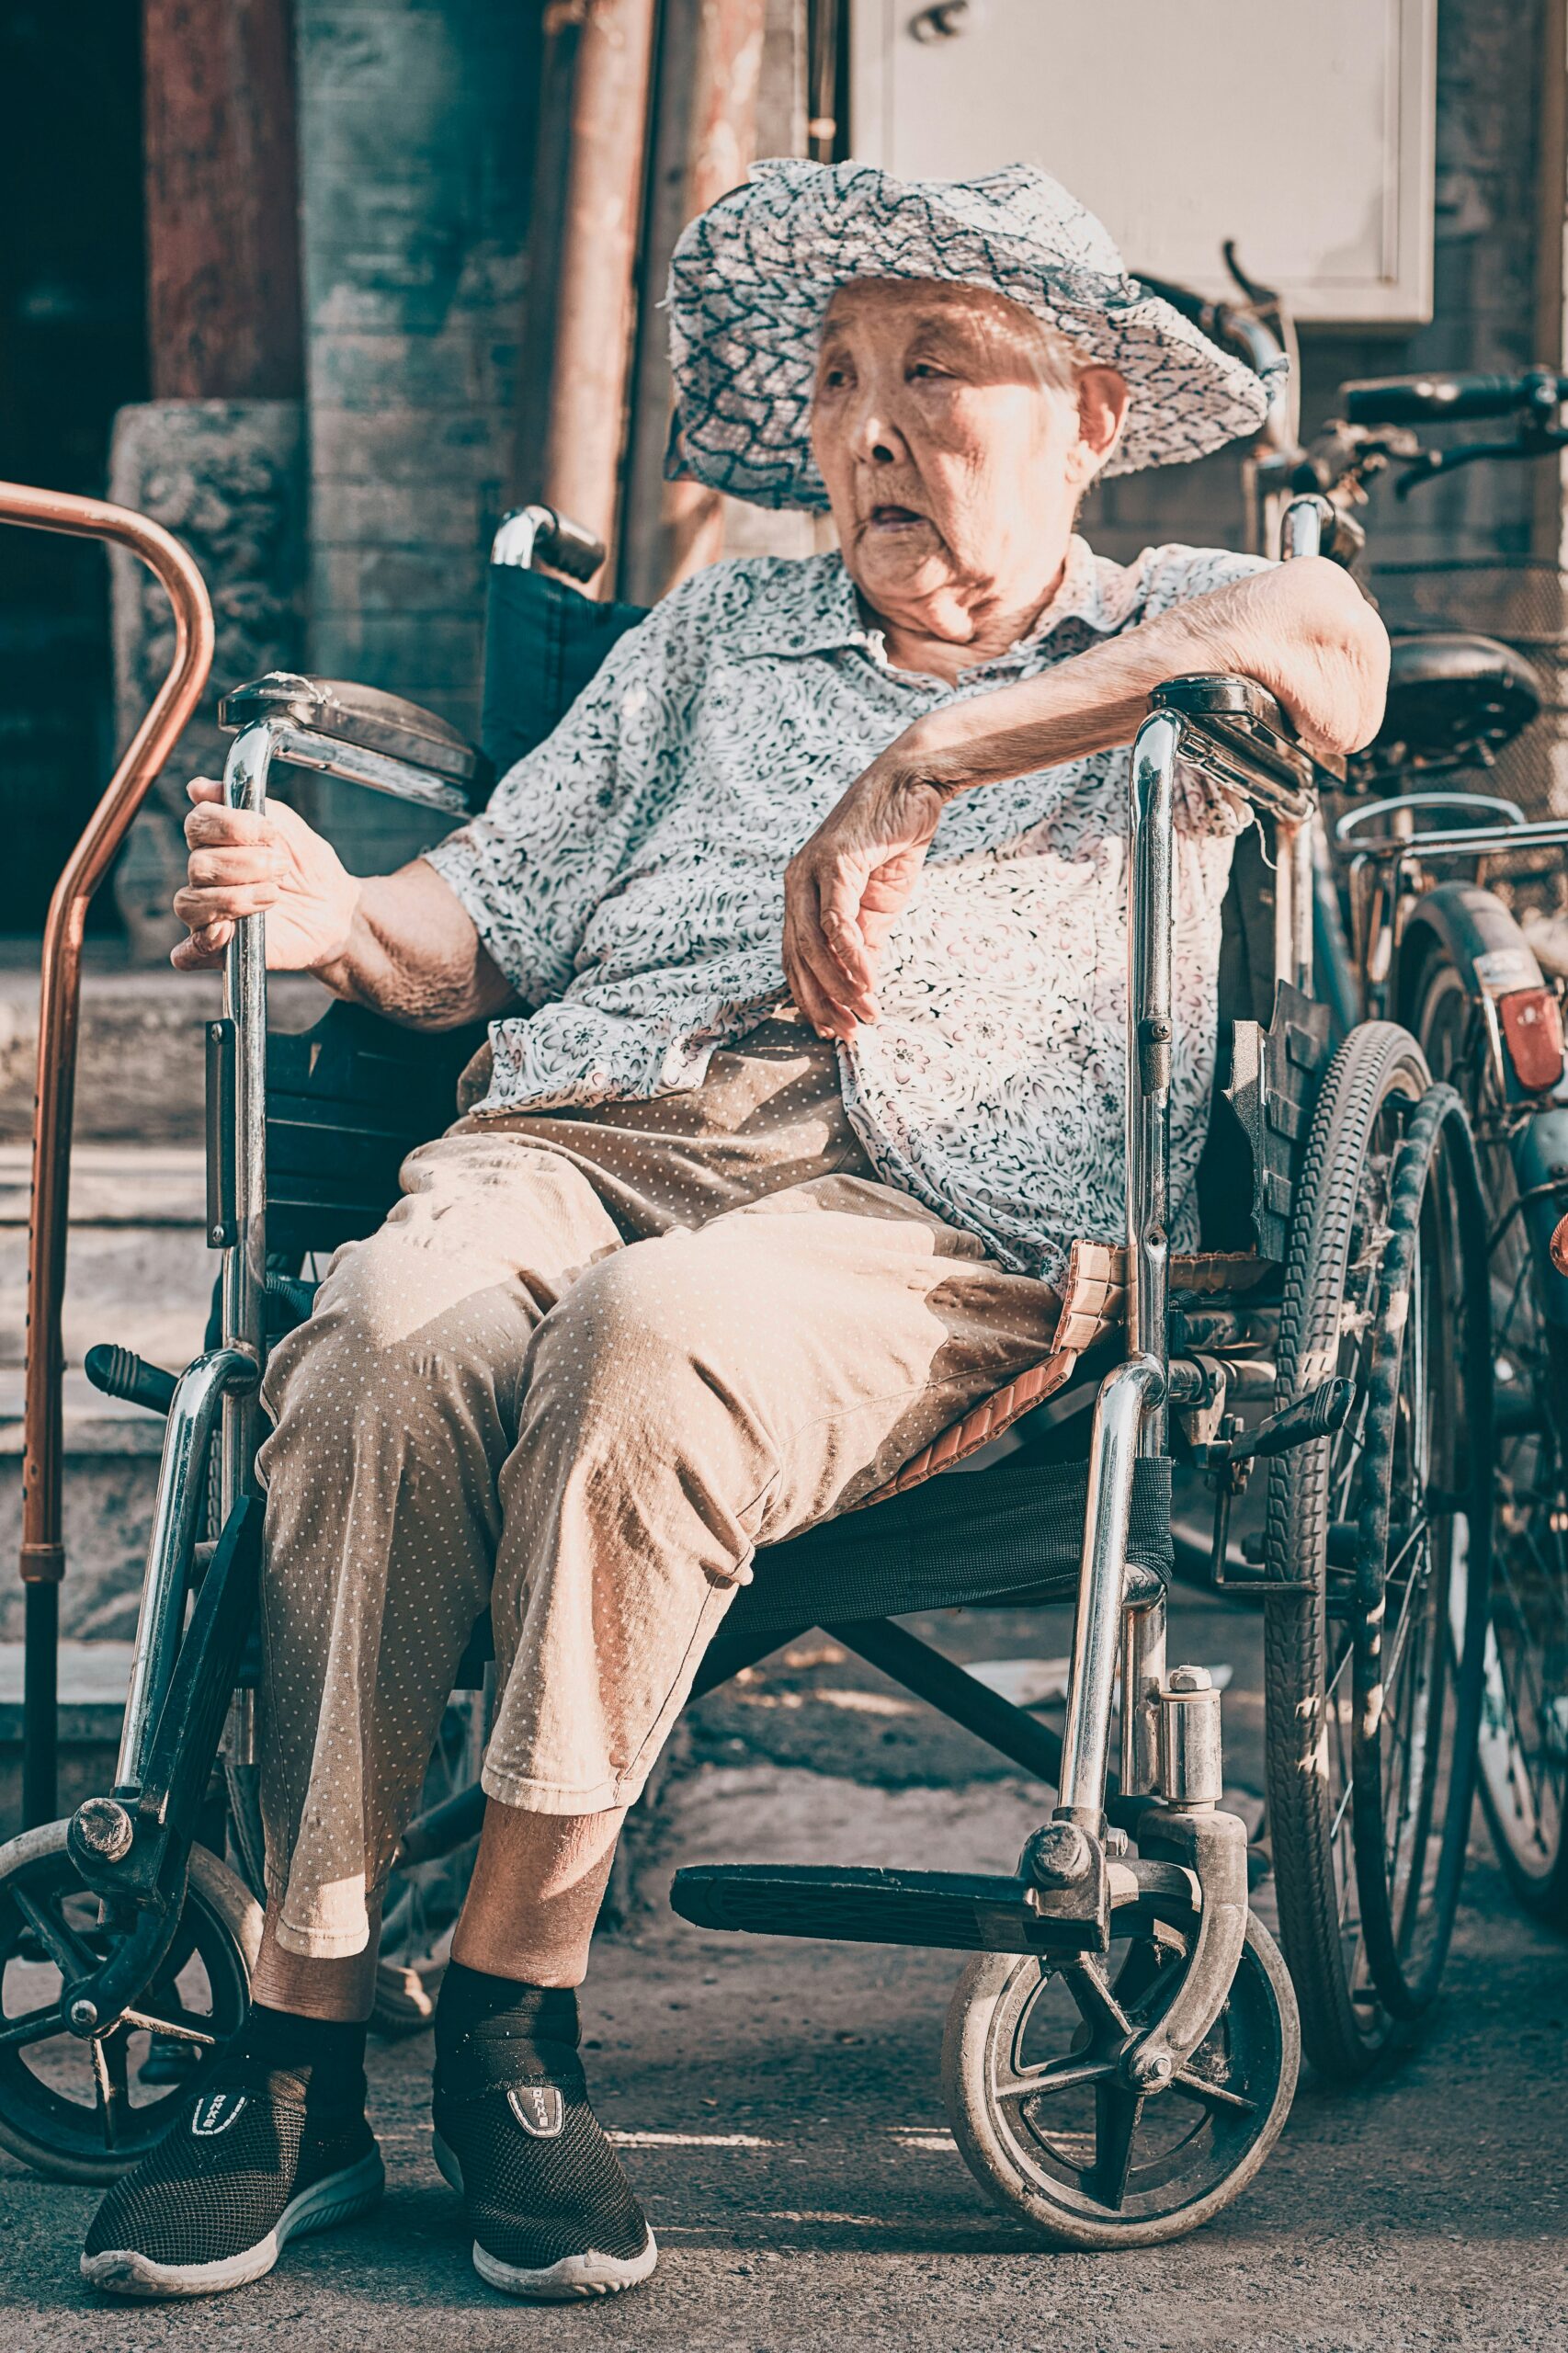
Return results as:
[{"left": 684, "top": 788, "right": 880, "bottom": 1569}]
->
[{"left": 254, "top": 1018, "right": 1060, "bottom": 1958}]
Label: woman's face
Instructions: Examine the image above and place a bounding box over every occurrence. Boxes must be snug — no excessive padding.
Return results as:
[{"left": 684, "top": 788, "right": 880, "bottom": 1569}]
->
[{"left": 810, "top": 278, "right": 1127, "bottom": 641}]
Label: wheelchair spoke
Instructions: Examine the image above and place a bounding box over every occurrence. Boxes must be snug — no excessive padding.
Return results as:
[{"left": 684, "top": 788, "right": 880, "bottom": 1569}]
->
[
  {"left": 90, "top": 2030, "right": 129, "bottom": 2151},
  {"left": 0, "top": 1999, "right": 66, "bottom": 2052},
  {"left": 1090, "top": 2082, "right": 1144, "bottom": 2210},
  {"left": 13, "top": 1887, "right": 97, "bottom": 1982},
  {"left": 1172, "top": 2066, "right": 1258, "bottom": 2116},
  {"left": 119, "top": 2006, "right": 219, "bottom": 2052},
  {"left": 1061, "top": 1959, "right": 1131, "bottom": 2041},
  {"left": 994, "top": 2054, "right": 1116, "bottom": 2104}
]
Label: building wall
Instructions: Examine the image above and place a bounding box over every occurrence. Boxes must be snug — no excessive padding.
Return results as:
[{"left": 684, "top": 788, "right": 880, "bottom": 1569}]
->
[
  {"left": 1094, "top": 0, "right": 1551, "bottom": 573},
  {"left": 296, "top": 0, "right": 540, "bottom": 869}
]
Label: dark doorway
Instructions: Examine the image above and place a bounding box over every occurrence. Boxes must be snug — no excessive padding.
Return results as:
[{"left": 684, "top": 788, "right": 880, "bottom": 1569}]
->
[{"left": 0, "top": 1, "right": 145, "bottom": 938}]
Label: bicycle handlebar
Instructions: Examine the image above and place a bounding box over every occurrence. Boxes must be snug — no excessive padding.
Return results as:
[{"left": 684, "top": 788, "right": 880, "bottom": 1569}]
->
[{"left": 1339, "top": 369, "right": 1568, "bottom": 426}]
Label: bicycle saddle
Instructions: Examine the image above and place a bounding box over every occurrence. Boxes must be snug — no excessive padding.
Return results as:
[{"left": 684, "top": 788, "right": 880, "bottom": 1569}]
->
[{"left": 1365, "top": 631, "right": 1541, "bottom": 768}]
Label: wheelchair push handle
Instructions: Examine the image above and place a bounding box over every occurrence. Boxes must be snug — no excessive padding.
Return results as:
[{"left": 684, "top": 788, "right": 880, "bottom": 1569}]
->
[{"left": 490, "top": 503, "right": 606, "bottom": 584}]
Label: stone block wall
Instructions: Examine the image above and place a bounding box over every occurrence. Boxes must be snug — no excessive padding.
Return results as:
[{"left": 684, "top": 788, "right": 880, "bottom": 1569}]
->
[{"left": 296, "top": 0, "right": 540, "bottom": 873}]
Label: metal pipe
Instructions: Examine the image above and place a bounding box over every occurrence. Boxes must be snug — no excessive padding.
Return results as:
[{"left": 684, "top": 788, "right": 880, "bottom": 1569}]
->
[
  {"left": 222, "top": 725, "right": 275, "bottom": 1513},
  {"left": 533, "top": 0, "right": 659, "bottom": 574},
  {"left": 1058, "top": 1355, "right": 1165, "bottom": 1822},
  {"left": 1119, "top": 1582, "right": 1166, "bottom": 1799},
  {"left": 0, "top": 483, "right": 212, "bottom": 1827},
  {"left": 1127, "top": 712, "right": 1177, "bottom": 1402},
  {"left": 114, "top": 1349, "right": 256, "bottom": 1793},
  {"left": 622, "top": 0, "right": 767, "bottom": 601}
]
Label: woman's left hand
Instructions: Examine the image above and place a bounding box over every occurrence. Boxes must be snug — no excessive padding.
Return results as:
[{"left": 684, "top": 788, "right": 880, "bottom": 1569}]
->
[{"left": 782, "top": 748, "right": 950, "bottom": 1041}]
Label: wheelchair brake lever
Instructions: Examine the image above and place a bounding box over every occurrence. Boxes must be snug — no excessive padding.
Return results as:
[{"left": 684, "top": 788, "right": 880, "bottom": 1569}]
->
[{"left": 1197, "top": 1376, "right": 1355, "bottom": 1468}]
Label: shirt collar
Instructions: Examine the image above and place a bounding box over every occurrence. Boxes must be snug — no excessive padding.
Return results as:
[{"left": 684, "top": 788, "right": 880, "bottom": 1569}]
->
[{"left": 724, "top": 537, "right": 1146, "bottom": 667}]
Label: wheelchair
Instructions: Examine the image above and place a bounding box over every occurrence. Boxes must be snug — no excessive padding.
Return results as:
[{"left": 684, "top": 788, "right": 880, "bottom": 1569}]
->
[{"left": 0, "top": 493, "right": 1494, "bottom": 2249}]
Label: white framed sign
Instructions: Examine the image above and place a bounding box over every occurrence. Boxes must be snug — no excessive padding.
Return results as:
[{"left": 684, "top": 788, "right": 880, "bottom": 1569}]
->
[{"left": 849, "top": 0, "right": 1437, "bottom": 324}]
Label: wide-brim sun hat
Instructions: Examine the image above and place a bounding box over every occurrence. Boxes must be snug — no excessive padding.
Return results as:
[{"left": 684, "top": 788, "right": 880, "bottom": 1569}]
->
[{"left": 665, "top": 158, "right": 1287, "bottom": 511}]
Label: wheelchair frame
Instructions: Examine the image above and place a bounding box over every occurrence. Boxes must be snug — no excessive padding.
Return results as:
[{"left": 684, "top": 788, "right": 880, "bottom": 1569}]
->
[{"left": 0, "top": 490, "right": 1487, "bottom": 2242}]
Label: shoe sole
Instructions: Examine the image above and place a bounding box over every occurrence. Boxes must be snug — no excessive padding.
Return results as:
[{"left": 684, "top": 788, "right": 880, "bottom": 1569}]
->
[
  {"left": 431, "top": 2130, "right": 657, "bottom": 2301},
  {"left": 80, "top": 2148, "right": 385, "bottom": 2301}
]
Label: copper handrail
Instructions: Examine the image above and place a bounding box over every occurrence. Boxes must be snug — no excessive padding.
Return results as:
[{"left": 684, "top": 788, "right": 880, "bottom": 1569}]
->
[{"left": 0, "top": 483, "right": 213, "bottom": 1620}]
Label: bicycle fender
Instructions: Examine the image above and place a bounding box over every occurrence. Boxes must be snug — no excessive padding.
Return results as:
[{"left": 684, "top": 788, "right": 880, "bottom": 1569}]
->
[{"left": 1397, "top": 881, "right": 1551, "bottom": 1103}]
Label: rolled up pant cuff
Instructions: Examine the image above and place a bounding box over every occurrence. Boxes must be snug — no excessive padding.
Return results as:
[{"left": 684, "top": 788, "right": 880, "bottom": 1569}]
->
[
  {"left": 480, "top": 1756, "right": 643, "bottom": 1816},
  {"left": 266, "top": 1872, "right": 381, "bottom": 1961}
]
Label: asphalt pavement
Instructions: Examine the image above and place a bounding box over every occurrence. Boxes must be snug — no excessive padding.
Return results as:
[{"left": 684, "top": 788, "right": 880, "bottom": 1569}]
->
[{"left": 6, "top": 1582, "right": 1567, "bottom": 2353}]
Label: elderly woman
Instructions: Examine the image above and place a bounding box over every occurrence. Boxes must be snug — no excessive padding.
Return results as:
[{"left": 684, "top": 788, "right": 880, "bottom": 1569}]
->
[{"left": 85, "top": 164, "right": 1385, "bottom": 2302}]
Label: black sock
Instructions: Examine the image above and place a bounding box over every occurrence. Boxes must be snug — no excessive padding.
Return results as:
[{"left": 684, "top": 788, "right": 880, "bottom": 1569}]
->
[
  {"left": 434, "top": 1962, "right": 579, "bottom": 2074},
  {"left": 233, "top": 2003, "right": 369, "bottom": 2109}
]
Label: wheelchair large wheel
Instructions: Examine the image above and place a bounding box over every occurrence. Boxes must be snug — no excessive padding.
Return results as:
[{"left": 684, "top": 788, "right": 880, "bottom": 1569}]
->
[
  {"left": 1416, "top": 953, "right": 1568, "bottom": 1923},
  {"left": 1263, "top": 1023, "right": 1491, "bottom": 2080},
  {"left": 0, "top": 1822, "right": 260, "bottom": 2183},
  {"left": 942, "top": 1881, "right": 1298, "bottom": 2248}
]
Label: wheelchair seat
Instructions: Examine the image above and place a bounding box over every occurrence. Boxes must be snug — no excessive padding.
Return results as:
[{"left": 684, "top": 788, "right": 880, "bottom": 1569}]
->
[
  {"left": 1365, "top": 631, "right": 1541, "bottom": 767},
  {"left": 218, "top": 671, "right": 492, "bottom": 798}
]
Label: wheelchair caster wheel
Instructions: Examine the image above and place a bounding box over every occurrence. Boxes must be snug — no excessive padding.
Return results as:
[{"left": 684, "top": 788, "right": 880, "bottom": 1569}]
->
[
  {"left": 941, "top": 1880, "right": 1299, "bottom": 2248},
  {"left": 0, "top": 1819, "right": 260, "bottom": 2183}
]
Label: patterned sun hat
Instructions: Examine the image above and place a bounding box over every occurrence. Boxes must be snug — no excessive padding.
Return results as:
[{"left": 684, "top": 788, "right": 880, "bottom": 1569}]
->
[{"left": 665, "top": 158, "right": 1286, "bottom": 510}]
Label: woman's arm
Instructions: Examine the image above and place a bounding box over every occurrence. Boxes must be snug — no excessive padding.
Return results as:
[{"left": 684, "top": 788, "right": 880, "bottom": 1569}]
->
[
  {"left": 907, "top": 556, "right": 1389, "bottom": 791},
  {"left": 782, "top": 559, "right": 1388, "bottom": 1040},
  {"left": 173, "top": 779, "right": 517, "bottom": 1029}
]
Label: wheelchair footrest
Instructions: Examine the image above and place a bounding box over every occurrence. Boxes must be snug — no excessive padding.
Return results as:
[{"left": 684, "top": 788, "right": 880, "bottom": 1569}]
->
[{"left": 668, "top": 1862, "right": 1102, "bottom": 1955}]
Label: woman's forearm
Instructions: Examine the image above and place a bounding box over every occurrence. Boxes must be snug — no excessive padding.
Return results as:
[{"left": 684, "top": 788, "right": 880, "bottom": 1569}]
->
[
  {"left": 902, "top": 557, "right": 1390, "bottom": 794},
  {"left": 312, "top": 859, "right": 517, "bottom": 1029}
]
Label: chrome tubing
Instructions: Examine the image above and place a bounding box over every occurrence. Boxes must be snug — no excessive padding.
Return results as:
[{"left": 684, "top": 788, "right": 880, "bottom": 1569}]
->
[
  {"left": 222, "top": 723, "right": 275, "bottom": 1516},
  {"left": 1119, "top": 1576, "right": 1167, "bottom": 1800},
  {"left": 113, "top": 1348, "right": 257, "bottom": 1793},
  {"left": 254, "top": 718, "right": 472, "bottom": 821},
  {"left": 1271, "top": 814, "right": 1316, "bottom": 997},
  {"left": 1058, "top": 1354, "right": 1165, "bottom": 1823},
  {"left": 1127, "top": 710, "right": 1177, "bottom": 1396},
  {"left": 1280, "top": 493, "right": 1328, "bottom": 562}
]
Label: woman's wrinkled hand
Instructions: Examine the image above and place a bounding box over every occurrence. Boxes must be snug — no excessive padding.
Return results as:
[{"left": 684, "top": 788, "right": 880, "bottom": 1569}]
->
[
  {"left": 171, "top": 778, "right": 362, "bottom": 973},
  {"left": 782, "top": 749, "right": 950, "bottom": 1041}
]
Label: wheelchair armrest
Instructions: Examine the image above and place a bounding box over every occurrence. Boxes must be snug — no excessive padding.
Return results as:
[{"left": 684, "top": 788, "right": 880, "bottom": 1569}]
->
[
  {"left": 218, "top": 673, "right": 492, "bottom": 820},
  {"left": 1151, "top": 673, "right": 1346, "bottom": 813}
]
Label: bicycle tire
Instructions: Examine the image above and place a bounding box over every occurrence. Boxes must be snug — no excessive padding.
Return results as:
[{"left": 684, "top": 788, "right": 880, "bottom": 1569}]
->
[{"left": 1263, "top": 1022, "right": 1435, "bottom": 2077}]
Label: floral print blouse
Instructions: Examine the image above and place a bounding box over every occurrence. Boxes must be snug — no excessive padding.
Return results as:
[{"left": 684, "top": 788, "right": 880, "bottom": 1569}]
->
[{"left": 424, "top": 535, "right": 1271, "bottom": 1290}]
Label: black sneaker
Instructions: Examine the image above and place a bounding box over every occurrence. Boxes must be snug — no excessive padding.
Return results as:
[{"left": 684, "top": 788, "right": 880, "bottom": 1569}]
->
[
  {"left": 81, "top": 2062, "right": 383, "bottom": 2299},
  {"left": 432, "top": 2032, "right": 655, "bottom": 2300}
]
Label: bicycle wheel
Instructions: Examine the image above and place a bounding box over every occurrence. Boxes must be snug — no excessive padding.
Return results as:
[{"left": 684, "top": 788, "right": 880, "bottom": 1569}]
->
[
  {"left": 1263, "top": 1023, "right": 1490, "bottom": 2078},
  {"left": 1416, "top": 954, "right": 1568, "bottom": 1920}
]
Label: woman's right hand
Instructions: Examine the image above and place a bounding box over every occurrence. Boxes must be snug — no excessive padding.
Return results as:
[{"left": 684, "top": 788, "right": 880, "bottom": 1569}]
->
[{"left": 172, "top": 778, "right": 363, "bottom": 973}]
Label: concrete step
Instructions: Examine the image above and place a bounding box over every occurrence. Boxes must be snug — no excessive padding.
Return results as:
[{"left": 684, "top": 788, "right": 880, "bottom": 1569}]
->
[
  {"left": 0, "top": 1639, "right": 131, "bottom": 1833},
  {"left": 0, "top": 1142, "right": 212, "bottom": 1372},
  {"left": 0, "top": 1142, "right": 217, "bottom": 1646},
  {"left": 0, "top": 954, "right": 331, "bottom": 1143}
]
